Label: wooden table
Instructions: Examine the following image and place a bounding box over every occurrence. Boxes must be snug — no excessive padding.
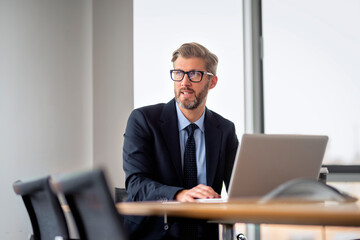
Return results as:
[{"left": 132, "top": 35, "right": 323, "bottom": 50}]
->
[{"left": 116, "top": 200, "right": 360, "bottom": 239}]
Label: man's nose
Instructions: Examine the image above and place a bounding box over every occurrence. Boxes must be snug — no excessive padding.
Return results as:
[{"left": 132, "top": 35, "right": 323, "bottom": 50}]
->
[{"left": 181, "top": 73, "right": 192, "bottom": 86}]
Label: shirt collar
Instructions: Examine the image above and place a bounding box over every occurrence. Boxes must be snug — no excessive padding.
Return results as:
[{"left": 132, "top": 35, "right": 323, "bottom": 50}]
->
[{"left": 176, "top": 103, "right": 205, "bottom": 132}]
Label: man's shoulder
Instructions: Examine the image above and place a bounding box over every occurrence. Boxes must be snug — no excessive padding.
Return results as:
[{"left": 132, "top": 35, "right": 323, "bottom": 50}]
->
[
  {"left": 205, "top": 108, "right": 234, "bottom": 126},
  {"left": 130, "top": 99, "right": 175, "bottom": 121},
  {"left": 134, "top": 99, "right": 174, "bottom": 114},
  {"left": 136, "top": 102, "right": 166, "bottom": 112}
]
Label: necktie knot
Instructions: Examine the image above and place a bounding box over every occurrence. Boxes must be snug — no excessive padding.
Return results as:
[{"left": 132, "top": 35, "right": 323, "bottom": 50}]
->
[{"left": 185, "top": 123, "right": 198, "bottom": 137}]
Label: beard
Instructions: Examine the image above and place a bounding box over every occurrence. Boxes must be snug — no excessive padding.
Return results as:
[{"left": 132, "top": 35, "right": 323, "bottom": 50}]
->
[{"left": 175, "top": 81, "right": 210, "bottom": 110}]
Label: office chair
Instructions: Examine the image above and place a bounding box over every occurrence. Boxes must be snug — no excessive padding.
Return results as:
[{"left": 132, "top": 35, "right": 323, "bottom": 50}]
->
[
  {"left": 51, "top": 169, "right": 128, "bottom": 240},
  {"left": 13, "top": 176, "right": 75, "bottom": 240},
  {"left": 114, "top": 187, "right": 128, "bottom": 203}
]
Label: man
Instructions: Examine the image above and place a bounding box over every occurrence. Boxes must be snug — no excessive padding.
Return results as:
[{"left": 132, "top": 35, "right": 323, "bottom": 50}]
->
[{"left": 123, "top": 42, "right": 239, "bottom": 239}]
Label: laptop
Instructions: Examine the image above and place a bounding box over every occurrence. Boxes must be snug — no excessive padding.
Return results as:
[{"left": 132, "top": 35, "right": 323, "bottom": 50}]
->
[{"left": 197, "top": 134, "right": 328, "bottom": 202}]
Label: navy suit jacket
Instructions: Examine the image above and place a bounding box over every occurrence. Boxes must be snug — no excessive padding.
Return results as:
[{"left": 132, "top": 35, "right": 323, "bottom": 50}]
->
[{"left": 123, "top": 99, "right": 239, "bottom": 239}]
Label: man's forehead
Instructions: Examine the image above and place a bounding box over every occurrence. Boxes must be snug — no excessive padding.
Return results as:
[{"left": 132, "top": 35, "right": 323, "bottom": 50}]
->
[{"left": 173, "top": 56, "right": 206, "bottom": 68}]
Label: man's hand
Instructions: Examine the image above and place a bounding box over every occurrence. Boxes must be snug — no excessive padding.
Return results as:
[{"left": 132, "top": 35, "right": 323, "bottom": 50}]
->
[{"left": 175, "top": 184, "right": 221, "bottom": 202}]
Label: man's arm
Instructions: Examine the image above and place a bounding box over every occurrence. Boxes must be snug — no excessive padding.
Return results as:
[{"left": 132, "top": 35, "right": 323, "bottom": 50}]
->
[
  {"left": 224, "top": 122, "right": 239, "bottom": 190},
  {"left": 123, "top": 108, "right": 182, "bottom": 201}
]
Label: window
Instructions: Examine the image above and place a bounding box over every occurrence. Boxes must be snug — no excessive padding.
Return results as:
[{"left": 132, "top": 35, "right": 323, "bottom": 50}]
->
[{"left": 263, "top": 0, "right": 360, "bottom": 165}]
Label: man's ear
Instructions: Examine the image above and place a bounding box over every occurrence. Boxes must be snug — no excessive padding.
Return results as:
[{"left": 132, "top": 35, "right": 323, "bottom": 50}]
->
[{"left": 209, "top": 76, "right": 218, "bottom": 89}]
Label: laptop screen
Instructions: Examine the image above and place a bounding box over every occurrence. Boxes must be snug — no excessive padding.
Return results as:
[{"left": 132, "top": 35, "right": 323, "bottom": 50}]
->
[{"left": 227, "top": 134, "right": 328, "bottom": 198}]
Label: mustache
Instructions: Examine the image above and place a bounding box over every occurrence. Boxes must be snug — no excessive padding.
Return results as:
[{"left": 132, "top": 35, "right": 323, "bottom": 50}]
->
[{"left": 179, "top": 87, "right": 194, "bottom": 92}]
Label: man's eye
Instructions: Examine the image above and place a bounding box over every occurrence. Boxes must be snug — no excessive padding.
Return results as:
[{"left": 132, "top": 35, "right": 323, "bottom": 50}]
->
[
  {"left": 189, "top": 71, "right": 196, "bottom": 77},
  {"left": 190, "top": 71, "right": 201, "bottom": 77},
  {"left": 175, "top": 71, "right": 183, "bottom": 76}
]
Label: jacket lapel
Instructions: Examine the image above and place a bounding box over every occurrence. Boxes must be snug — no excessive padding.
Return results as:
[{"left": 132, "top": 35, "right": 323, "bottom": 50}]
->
[
  {"left": 159, "top": 100, "right": 222, "bottom": 186},
  {"left": 159, "top": 99, "right": 183, "bottom": 182}
]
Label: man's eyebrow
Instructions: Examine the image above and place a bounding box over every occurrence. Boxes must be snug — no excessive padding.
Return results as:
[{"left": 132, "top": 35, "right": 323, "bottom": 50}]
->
[{"left": 173, "top": 69, "right": 202, "bottom": 72}]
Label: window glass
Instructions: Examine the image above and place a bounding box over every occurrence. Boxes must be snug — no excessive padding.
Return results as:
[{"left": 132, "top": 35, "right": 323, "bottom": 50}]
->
[
  {"left": 263, "top": 0, "right": 360, "bottom": 164},
  {"left": 134, "top": 0, "right": 244, "bottom": 135}
]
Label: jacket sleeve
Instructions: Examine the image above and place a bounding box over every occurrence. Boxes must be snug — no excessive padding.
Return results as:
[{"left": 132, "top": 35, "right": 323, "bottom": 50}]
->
[
  {"left": 224, "top": 122, "right": 239, "bottom": 190},
  {"left": 122, "top": 108, "right": 183, "bottom": 201}
]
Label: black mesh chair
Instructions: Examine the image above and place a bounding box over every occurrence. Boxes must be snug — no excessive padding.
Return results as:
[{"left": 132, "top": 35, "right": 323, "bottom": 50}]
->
[
  {"left": 13, "top": 176, "right": 75, "bottom": 240},
  {"left": 114, "top": 188, "right": 128, "bottom": 203},
  {"left": 51, "top": 169, "right": 128, "bottom": 240}
]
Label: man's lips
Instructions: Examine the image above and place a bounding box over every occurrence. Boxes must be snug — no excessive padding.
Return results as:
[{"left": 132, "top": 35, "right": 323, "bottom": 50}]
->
[{"left": 180, "top": 88, "right": 194, "bottom": 95}]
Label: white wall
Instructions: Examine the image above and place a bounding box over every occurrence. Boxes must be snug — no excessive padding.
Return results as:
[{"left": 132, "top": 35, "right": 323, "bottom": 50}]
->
[
  {"left": 0, "top": 0, "right": 132, "bottom": 238},
  {"left": 93, "top": 0, "right": 133, "bottom": 190}
]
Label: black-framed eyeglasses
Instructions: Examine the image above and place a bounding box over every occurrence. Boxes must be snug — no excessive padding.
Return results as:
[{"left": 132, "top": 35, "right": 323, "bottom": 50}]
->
[{"left": 170, "top": 70, "right": 214, "bottom": 83}]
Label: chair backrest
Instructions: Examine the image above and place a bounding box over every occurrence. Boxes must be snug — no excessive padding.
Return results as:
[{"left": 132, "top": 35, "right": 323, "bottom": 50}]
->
[
  {"left": 13, "top": 176, "right": 70, "bottom": 240},
  {"left": 51, "top": 169, "right": 127, "bottom": 240},
  {"left": 114, "top": 188, "right": 128, "bottom": 203}
]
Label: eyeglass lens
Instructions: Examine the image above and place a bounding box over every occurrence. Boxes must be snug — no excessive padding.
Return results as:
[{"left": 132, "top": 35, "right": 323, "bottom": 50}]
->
[{"left": 171, "top": 70, "right": 203, "bottom": 82}]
